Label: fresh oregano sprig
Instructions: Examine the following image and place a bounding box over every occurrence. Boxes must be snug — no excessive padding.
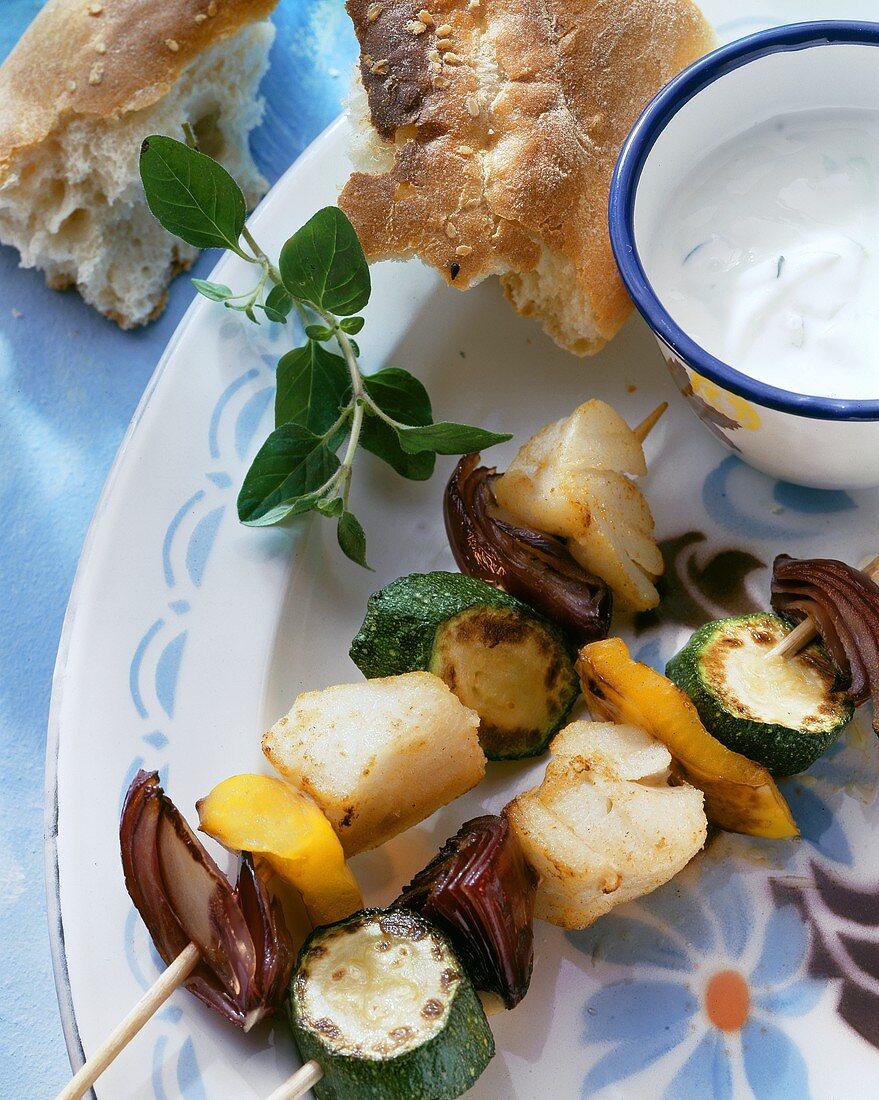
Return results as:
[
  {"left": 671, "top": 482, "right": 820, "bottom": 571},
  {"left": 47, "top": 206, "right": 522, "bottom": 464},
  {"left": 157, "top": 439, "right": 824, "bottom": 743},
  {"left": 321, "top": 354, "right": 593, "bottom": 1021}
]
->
[{"left": 139, "top": 135, "right": 511, "bottom": 567}]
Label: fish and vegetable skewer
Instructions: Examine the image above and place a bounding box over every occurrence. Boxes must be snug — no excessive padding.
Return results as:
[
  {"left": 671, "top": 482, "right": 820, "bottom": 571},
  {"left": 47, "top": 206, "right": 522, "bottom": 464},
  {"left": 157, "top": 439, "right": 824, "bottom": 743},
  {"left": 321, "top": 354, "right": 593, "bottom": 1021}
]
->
[
  {"left": 61, "top": 392, "right": 879, "bottom": 1099},
  {"left": 80, "top": 774, "right": 536, "bottom": 1099}
]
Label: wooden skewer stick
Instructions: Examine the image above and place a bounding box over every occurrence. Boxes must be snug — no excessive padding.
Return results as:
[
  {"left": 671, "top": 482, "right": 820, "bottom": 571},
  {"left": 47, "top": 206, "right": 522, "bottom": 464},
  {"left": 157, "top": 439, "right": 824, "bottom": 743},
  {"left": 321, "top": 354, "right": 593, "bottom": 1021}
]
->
[
  {"left": 56, "top": 941, "right": 324, "bottom": 1100},
  {"left": 633, "top": 401, "right": 668, "bottom": 444},
  {"left": 56, "top": 942, "right": 201, "bottom": 1100},
  {"left": 265, "top": 1061, "right": 324, "bottom": 1100},
  {"left": 768, "top": 554, "right": 879, "bottom": 660}
]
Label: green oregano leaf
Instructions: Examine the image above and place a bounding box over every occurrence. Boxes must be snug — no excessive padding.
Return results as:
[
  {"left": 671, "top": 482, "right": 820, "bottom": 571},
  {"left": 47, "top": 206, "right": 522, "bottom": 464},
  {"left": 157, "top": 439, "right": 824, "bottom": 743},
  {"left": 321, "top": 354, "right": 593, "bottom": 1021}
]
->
[
  {"left": 337, "top": 511, "right": 370, "bottom": 568},
  {"left": 361, "top": 368, "right": 435, "bottom": 481},
  {"left": 138, "top": 141, "right": 517, "bottom": 553},
  {"left": 275, "top": 341, "right": 350, "bottom": 438},
  {"left": 316, "top": 497, "right": 345, "bottom": 518},
  {"left": 261, "top": 305, "right": 288, "bottom": 324},
  {"left": 396, "top": 422, "right": 513, "bottom": 456},
  {"left": 238, "top": 424, "right": 340, "bottom": 526},
  {"left": 192, "top": 279, "right": 234, "bottom": 302},
  {"left": 305, "top": 324, "right": 335, "bottom": 342},
  {"left": 140, "top": 135, "right": 247, "bottom": 254},
  {"left": 279, "top": 207, "right": 371, "bottom": 316},
  {"left": 265, "top": 285, "right": 294, "bottom": 318}
]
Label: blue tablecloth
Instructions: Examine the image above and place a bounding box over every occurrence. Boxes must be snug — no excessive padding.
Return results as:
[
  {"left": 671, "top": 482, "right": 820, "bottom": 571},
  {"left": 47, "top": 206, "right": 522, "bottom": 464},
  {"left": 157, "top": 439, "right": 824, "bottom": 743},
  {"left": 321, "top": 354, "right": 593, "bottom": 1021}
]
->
[{"left": 0, "top": 4, "right": 356, "bottom": 1093}]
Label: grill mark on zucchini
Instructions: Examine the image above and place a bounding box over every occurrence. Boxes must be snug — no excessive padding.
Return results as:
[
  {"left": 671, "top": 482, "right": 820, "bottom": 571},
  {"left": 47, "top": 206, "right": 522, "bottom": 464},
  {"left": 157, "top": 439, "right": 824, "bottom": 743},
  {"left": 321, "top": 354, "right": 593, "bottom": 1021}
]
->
[
  {"left": 666, "top": 613, "right": 853, "bottom": 776},
  {"left": 351, "top": 573, "right": 579, "bottom": 760},
  {"left": 289, "top": 907, "right": 494, "bottom": 1099}
]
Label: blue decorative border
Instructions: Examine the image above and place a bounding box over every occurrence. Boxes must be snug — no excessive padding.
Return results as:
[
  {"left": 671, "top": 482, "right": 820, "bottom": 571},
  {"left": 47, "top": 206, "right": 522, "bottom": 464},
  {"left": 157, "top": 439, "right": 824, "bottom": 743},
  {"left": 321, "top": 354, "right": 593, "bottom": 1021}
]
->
[
  {"left": 44, "top": 306, "right": 286, "bottom": 1099},
  {"left": 42, "top": 105, "right": 351, "bottom": 1094},
  {"left": 118, "top": 346, "right": 277, "bottom": 1094},
  {"left": 609, "top": 20, "right": 879, "bottom": 422}
]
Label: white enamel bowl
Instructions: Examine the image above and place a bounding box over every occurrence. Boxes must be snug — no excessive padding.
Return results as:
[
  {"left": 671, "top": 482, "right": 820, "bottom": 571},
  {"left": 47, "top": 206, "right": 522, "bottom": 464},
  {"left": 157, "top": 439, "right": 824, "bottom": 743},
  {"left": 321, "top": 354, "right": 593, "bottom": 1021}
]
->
[{"left": 610, "top": 21, "right": 879, "bottom": 489}]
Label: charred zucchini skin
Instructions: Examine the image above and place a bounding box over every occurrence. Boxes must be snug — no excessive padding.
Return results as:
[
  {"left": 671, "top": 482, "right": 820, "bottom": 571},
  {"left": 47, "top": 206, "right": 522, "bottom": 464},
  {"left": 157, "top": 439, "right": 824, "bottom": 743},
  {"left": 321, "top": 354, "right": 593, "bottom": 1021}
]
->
[
  {"left": 666, "top": 614, "right": 852, "bottom": 777},
  {"left": 288, "top": 908, "right": 494, "bottom": 1100},
  {"left": 350, "top": 572, "right": 579, "bottom": 760}
]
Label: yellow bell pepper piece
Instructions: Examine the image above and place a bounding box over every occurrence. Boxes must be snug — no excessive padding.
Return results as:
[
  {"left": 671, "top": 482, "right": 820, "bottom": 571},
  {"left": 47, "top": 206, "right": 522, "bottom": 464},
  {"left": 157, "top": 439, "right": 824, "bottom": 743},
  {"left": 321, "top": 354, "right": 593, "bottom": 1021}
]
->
[
  {"left": 577, "top": 638, "right": 798, "bottom": 839},
  {"left": 197, "top": 774, "right": 363, "bottom": 925}
]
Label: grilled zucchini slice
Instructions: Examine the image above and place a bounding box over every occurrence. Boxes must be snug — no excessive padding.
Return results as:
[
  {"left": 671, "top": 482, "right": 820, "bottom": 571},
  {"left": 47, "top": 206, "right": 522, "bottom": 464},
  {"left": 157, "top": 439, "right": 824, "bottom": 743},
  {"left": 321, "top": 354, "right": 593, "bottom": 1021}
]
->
[
  {"left": 289, "top": 907, "right": 494, "bottom": 1100},
  {"left": 350, "top": 572, "right": 579, "bottom": 760},
  {"left": 666, "top": 613, "right": 852, "bottom": 776}
]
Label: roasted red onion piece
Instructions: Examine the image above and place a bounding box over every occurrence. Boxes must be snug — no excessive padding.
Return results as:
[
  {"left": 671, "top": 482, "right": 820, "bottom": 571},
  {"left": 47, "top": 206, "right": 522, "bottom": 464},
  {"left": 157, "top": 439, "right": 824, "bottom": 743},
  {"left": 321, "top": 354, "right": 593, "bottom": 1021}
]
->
[
  {"left": 235, "top": 855, "right": 296, "bottom": 1030},
  {"left": 444, "top": 454, "right": 612, "bottom": 645},
  {"left": 771, "top": 554, "right": 879, "bottom": 733},
  {"left": 395, "top": 815, "right": 537, "bottom": 1008},
  {"left": 120, "top": 770, "right": 295, "bottom": 1029}
]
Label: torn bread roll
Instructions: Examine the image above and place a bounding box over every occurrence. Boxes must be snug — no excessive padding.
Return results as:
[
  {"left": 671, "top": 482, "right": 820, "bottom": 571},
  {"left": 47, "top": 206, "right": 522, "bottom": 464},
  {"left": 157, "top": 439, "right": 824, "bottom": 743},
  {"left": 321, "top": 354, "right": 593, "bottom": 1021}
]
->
[
  {"left": 0, "top": 0, "right": 279, "bottom": 328},
  {"left": 339, "top": 0, "right": 716, "bottom": 355}
]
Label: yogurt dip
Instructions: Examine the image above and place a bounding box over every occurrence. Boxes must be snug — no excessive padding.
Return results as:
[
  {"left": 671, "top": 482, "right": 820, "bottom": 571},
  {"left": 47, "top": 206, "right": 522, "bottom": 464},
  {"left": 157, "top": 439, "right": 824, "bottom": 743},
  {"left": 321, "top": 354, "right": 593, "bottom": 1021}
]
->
[{"left": 646, "top": 108, "right": 879, "bottom": 400}]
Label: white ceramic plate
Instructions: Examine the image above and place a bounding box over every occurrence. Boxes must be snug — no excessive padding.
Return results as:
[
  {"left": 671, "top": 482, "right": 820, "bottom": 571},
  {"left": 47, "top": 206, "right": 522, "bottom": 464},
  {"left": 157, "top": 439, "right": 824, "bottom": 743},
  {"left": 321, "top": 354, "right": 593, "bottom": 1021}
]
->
[{"left": 47, "top": 5, "right": 879, "bottom": 1098}]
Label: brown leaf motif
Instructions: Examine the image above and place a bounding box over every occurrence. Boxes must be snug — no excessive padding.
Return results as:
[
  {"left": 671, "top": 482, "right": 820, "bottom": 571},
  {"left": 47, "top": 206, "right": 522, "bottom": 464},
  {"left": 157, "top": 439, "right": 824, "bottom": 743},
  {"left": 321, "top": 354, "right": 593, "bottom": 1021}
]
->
[
  {"left": 774, "top": 862, "right": 879, "bottom": 1052},
  {"left": 635, "top": 531, "right": 764, "bottom": 634}
]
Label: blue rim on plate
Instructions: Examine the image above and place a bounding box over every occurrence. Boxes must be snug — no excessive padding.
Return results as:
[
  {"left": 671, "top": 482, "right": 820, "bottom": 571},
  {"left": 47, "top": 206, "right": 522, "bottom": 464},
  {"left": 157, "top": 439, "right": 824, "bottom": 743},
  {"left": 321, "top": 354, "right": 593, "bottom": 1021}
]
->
[{"left": 609, "top": 20, "right": 879, "bottom": 422}]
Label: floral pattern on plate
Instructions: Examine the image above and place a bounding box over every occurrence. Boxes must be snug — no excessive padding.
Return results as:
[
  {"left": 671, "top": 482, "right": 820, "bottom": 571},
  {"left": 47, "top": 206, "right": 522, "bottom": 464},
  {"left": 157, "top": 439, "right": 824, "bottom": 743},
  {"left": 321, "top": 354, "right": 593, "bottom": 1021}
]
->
[{"left": 573, "top": 865, "right": 824, "bottom": 1098}]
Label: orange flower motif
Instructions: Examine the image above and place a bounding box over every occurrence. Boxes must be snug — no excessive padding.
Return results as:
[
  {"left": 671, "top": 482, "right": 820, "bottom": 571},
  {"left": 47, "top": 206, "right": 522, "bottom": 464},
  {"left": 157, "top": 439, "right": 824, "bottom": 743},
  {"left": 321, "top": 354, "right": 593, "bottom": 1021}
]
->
[
  {"left": 705, "top": 969, "right": 750, "bottom": 1032},
  {"left": 577, "top": 868, "right": 825, "bottom": 1098}
]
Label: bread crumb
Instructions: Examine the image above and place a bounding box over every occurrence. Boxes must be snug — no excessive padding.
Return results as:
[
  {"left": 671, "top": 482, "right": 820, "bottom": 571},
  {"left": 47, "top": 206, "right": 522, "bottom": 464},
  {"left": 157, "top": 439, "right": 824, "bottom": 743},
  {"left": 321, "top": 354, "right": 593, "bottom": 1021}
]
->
[
  {"left": 468, "top": 0, "right": 480, "bottom": 9},
  {"left": 418, "top": 9, "right": 434, "bottom": 26},
  {"left": 68, "top": 79, "right": 77, "bottom": 92},
  {"left": 370, "top": 58, "right": 390, "bottom": 75},
  {"left": 445, "top": 222, "right": 458, "bottom": 238},
  {"left": 194, "top": 13, "right": 208, "bottom": 23},
  {"left": 436, "top": 23, "right": 453, "bottom": 36},
  {"left": 443, "top": 52, "right": 464, "bottom": 65},
  {"left": 207, "top": 1, "right": 219, "bottom": 15},
  {"left": 436, "top": 38, "right": 455, "bottom": 51},
  {"left": 457, "top": 145, "right": 474, "bottom": 155},
  {"left": 407, "top": 20, "right": 427, "bottom": 34},
  {"left": 87, "top": 2, "right": 103, "bottom": 14},
  {"left": 166, "top": 39, "right": 180, "bottom": 52},
  {"left": 466, "top": 94, "right": 480, "bottom": 116},
  {"left": 94, "top": 41, "right": 106, "bottom": 54},
  {"left": 88, "top": 62, "right": 104, "bottom": 85},
  {"left": 432, "top": 74, "right": 449, "bottom": 88},
  {"left": 455, "top": 245, "right": 472, "bottom": 256},
  {"left": 366, "top": 3, "right": 382, "bottom": 20}
]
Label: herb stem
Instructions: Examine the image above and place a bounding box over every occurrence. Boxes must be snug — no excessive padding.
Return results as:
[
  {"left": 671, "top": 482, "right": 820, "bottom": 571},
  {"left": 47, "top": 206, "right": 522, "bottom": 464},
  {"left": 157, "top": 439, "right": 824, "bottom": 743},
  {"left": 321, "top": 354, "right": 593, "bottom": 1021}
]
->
[
  {"left": 241, "top": 226, "right": 283, "bottom": 285},
  {"left": 360, "top": 393, "right": 402, "bottom": 430},
  {"left": 341, "top": 401, "right": 365, "bottom": 508},
  {"left": 321, "top": 405, "right": 352, "bottom": 444},
  {"left": 308, "top": 463, "right": 349, "bottom": 506},
  {"left": 313, "top": 310, "right": 364, "bottom": 400}
]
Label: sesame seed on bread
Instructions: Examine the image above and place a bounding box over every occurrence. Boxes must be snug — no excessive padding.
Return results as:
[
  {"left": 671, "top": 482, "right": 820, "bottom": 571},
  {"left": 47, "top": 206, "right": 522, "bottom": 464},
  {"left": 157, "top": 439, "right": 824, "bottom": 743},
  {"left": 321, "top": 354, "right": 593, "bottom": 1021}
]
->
[{"left": 339, "top": 0, "right": 717, "bottom": 355}]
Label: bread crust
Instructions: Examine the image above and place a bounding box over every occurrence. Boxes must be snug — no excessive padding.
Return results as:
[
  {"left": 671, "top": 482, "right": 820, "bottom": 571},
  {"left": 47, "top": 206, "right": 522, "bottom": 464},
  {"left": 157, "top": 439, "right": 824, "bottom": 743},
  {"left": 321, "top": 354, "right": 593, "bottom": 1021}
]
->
[
  {"left": 340, "top": 0, "right": 716, "bottom": 354},
  {"left": 0, "top": 0, "right": 278, "bottom": 178}
]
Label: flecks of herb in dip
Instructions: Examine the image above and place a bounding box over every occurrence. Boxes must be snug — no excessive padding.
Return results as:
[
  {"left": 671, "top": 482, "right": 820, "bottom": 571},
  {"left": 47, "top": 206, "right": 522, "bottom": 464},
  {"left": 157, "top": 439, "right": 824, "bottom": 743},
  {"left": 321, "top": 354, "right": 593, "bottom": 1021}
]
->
[{"left": 646, "top": 108, "right": 879, "bottom": 400}]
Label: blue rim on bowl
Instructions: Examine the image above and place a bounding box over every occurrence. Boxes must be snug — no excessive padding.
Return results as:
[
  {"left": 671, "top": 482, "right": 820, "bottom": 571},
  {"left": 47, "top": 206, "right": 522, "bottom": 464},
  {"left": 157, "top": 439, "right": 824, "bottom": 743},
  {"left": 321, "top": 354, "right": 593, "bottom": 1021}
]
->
[{"left": 609, "top": 20, "right": 879, "bottom": 422}]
